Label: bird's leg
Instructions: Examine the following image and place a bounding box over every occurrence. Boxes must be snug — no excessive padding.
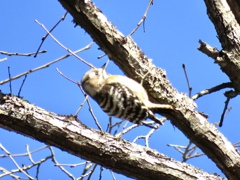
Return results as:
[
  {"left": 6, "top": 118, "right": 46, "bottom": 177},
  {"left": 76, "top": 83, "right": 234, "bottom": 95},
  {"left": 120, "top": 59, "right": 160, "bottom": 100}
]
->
[{"left": 141, "top": 121, "right": 159, "bottom": 129}]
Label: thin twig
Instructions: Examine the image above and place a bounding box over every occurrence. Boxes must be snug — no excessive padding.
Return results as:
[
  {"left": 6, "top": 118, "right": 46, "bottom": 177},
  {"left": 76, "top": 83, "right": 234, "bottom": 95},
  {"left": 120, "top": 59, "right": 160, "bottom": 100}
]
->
[
  {"left": 129, "top": 0, "right": 153, "bottom": 36},
  {"left": 18, "top": 75, "right": 27, "bottom": 97},
  {"left": 0, "top": 145, "right": 49, "bottom": 158},
  {"left": 26, "top": 145, "right": 35, "bottom": 164},
  {"left": 99, "top": 166, "right": 104, "bottom": 180},
  {"left": 97, "top": 54, "right": 107, "bottom": 59},
  {"left": 107, "top": 119, "right": 124, "bottom": 135},
  {"left": 0, "top": 167, "right": 21, "bottom": 179},
  {"left": 115, "top": 123, "right": 138, "bottom": 138},
  {"left": 106, "top": 117, "right": 113, "bottom": 133},
  {"left": 8, "top": 67, "right": 12, "bottom": 95},
  {"left": 0, "top": 144, "right": 34, "bottom": 180},
  {"left": 110, "top": 170, "right": 117, "bottom": 180},
  {"left": 182, "top": 141, "right": 192, "bottom": 162},
  {"left": 75, "top": 95, "right": 89, "bottom": 115},
  {"left": 145, "top": 126, "right": 159, "bottom": 147},
  {"left": 0, "top": 156, "right": 51, "bottom": 179},
  {"left": 0, "top": 44, "right": 93, "bottom": 85},
  {"left": 0, "top": 57, "right": 7, "bottom": 62},
  {"left": 233, "top": 142, "right": 240, "bottom": 148},
  {"left": 49, "top": 146, "right": 75, "bottom": 180},
  {"left": 86, "top": 99, "right": 103, "bottom": 132},
  {"left": 34, "top": 12, "right": 68, "bottom": 57},
  {"left": 35, "top": 19, "right": 95, "bottom": 68},
  {"left": 219, "top": 96, "right": 231, "bottom": 127},
  {"left": 132, "top": 124, "right": 159, "bottom": 147},
  {"left": 85, "top": 164, "right": 97, "bottom": 180},
  {"left": 76, "top": 83, "right": 103, "bottom": 131},
  {"left": 192, "top": 82, "right": 233, "bottom": 100},
  {"left": 56, "top": 69, "right": 92, "bottom": 118},
  {"left": 182, "top": 64, "right": 192, "bottom": 97},
  {"left": 55, "top": 161, "right": 90, "bottom": 167},
  {"left": 168, "top": 143, "right": 204, "bottom": 162},
  {"left": 0, "top": 50, "right": 46, "bottom": 57},
  {"left": 56, "top": 68, "right": 78, "bottom": 84},
  {"left": 82, "top": 163, "right": 93, "bottom": 179},
  {"left": 114, "top": 121, "right": 131, "bottom": 138}
]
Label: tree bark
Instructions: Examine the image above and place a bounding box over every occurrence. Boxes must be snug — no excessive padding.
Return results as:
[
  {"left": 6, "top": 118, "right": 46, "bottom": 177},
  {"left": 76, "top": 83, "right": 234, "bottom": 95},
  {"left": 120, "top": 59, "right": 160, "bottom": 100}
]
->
[
  {"left": 0, "top": 93, "right": 225, "bottom": 180},
  {"left": 202, "top": 0, "right": 240, "bottom": 92},
  {"left": 56, "top": 0, "right": 240, "bottom": 179}
]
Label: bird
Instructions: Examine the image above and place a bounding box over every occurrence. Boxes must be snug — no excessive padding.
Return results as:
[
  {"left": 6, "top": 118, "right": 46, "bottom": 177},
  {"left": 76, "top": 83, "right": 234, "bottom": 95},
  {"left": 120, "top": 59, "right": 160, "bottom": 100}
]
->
[{"left": 81, "top": 64, "right": 173, "bottom": 127}]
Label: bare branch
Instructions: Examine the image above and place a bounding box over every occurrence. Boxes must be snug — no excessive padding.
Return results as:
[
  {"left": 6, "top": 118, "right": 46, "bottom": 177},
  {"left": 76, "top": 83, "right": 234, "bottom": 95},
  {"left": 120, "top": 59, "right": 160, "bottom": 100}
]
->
[
  {"left": 7, "top": 67, "right": 12, "bottom": 95},
  {"left": 182, "top": 64, "right": 192, "bottom": 97},
  {"left": 49, "top": 147, "right": 75, "bottom": 180},
  {"left": 132, "top": 124, "right": 160, "bottom": 148},
  {"left": 192, "top": 82, "right": 233, "bottom": 100},
  {"left": 86, "top": 98, "right": 103, "bottom": 132},
  {"left": 218, "top": 90, "right": 237, "bottom": 127},
  {"left": 0, "top": 43, "right": 93, "bottom": 85},
  {"left": 0, "top": 93, "right": 224, "bottom": 180},
  {"left": 26, "top": 145, "right": 35, "bottom": 164},
  {"left": 219, "top": 96, "right": 231, "bottom": 127},
  {"left": 0, "top": 50, "right": 46, "bottom": 57},
  {"left": 0, "top": 57, "right": 7, "bottom": 62},
  {"left": 0, "top": 167, "right": 20, "bottom": 179},
  {"left": 35, "top": 19, "right": 95, "bottom": 68},
  {"left": 168, "top": 142, "right": 204, "bottom": 163},
  {"left": 17, "top": 75, "right": 27, "bottom": 97},
  {"left": 56, "top": 68, "right": 78, "bottom": 84},
  {"left": 55, "top": 161, "right": 91, "bottom": 167},
  {"left": 77, "top": 82, "right": 103, "bottom": 131},
  {"left": 115, "top": 123, "right": 139, "bottom": 138},
  {"left": 75, "top": 95, "right": 89, "bottom": 115},
  {"left": 203, "top": 0, "right": 240, "bottom": 92},
  {"left": 0, "top": 145, "right": 49, "bottom": 158},
  {"left": 0, "top": 143, "right": 34, "bottom": 180},
  {"left": 129, "top": 0, "right": 153, "bottom": 36},
  {"left": 34, "top": 12, "right": 68, "bottom": 58}
]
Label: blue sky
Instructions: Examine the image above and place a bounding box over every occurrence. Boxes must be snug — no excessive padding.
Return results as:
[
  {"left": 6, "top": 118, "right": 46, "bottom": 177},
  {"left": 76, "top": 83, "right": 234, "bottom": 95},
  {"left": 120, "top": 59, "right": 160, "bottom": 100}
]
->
[{"left": 0, "top": 0, "right": 238, "bottom": 179}]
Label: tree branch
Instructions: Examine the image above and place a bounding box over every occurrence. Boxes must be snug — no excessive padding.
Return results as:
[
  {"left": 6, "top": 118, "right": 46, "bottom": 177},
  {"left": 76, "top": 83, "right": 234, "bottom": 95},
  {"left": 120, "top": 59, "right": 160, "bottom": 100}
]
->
[
  {"left": 0, "top": 93, "right": 224, "bottom": 180},
  {"left": 203, "top": 0, "right": 240, "bottom": 92},
  {"left": 57, "top": 1, "right": 240, "bottom": 179}
]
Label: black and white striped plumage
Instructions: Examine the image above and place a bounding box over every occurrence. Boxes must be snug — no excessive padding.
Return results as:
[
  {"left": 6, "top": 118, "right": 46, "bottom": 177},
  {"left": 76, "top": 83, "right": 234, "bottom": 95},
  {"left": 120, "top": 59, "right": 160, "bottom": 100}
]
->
[{"left": 81, "top": 67, "right": 173, "bottom": 126}]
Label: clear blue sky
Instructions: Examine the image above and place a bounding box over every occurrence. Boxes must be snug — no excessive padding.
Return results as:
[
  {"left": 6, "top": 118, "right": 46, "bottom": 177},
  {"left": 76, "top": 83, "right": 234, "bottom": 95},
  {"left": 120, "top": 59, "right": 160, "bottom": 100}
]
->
[{"left": 1, "top": 0, "right": 238, "bottom": 179}]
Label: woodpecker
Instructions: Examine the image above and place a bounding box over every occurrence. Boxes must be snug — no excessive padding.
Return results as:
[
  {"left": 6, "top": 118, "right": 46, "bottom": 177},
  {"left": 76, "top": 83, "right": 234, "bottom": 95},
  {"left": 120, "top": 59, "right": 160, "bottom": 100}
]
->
[{"left": 81, "top": 65, "right": 173, "bottom": 127}]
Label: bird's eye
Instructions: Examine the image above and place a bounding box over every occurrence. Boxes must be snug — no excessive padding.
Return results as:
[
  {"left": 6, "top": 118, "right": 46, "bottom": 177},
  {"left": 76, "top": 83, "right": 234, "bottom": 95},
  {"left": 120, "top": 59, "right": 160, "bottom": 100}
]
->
[{"left": 95, "top": 71, "right": 99, "bottom": 76}]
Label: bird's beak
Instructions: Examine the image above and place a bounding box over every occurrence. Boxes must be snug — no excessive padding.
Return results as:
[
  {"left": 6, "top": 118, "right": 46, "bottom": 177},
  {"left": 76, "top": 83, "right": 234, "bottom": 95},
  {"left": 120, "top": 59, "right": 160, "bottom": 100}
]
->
[
  {"left": 101, "top": 59, "right": 110, "bottom": 71},
  {"left": 101, "top": 63, "right": 107, "bottom": 71}
]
